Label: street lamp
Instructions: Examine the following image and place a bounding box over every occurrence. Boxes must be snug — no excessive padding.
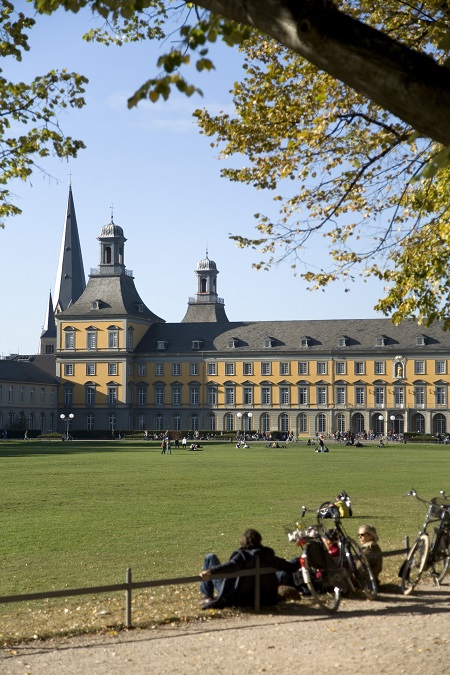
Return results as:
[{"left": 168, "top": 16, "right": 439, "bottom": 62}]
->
[
  {"left": 237, "top": 411, "right": 253, "bottom": 435},
  {"left": 60, "top": 413, "right": 74, "bottom": 441}
]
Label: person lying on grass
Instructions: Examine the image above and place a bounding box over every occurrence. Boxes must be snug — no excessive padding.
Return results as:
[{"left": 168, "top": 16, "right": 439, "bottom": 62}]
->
[{"left": 199, "top": 528, "right": 298, "bottom": 610}]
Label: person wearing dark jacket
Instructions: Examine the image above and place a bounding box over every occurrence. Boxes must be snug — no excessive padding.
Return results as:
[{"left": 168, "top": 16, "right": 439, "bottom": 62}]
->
[{"left": 199, "top": 528, "right": 299, "bottom": 609}]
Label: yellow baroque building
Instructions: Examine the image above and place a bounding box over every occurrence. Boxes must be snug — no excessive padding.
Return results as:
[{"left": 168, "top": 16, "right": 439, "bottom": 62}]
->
[{"left": 51, "top": 190, "right": 450, "bottom": 438}]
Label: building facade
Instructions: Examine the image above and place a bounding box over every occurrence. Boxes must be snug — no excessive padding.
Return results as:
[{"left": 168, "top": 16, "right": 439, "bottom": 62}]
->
[{"left": 53, "top": 194, "right": 450, "bottom": 437}]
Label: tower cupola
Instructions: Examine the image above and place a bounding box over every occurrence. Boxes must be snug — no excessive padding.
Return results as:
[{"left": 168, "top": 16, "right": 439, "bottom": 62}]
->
[
  {"left": 181, "top": 252, "right": 229, "bottom": 323},
  {"left": 97, "top": 218, "right": 127, "bottom": 274}
]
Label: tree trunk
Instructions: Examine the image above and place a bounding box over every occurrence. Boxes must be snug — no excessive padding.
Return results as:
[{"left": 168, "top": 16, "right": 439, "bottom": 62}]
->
[{"left": 197, "top": 0, "right": 450, "bottom": 146}]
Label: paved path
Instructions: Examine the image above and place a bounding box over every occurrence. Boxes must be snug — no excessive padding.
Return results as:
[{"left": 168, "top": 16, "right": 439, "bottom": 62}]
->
[{"left": 2, "top": 586, "right": 450, "bottom": 673}]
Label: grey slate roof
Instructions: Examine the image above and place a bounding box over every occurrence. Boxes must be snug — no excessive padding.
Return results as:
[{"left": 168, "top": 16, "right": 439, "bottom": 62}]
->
[
  {"left": 0, "top": 359, "right": 58, "bottom": 384},
  {"left": 59, "top": 274, "right": 164, "bottom": 322},
  {"left": 181, "top": 302, "right": 229, "bottom": 323},
  {"left": 135, "top": 318, "right": 450, "bottom": 354},
  {"left": 53, "top": 186, "right": 86, "bottom": 312},
  {"left": 40, "top": 291, "right": 56, "bottom": 338}
]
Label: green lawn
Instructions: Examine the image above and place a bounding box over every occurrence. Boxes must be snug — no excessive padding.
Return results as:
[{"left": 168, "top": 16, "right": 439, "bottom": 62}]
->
[{"left": 1, "top": 439, "right": 447, "bottom": 597}]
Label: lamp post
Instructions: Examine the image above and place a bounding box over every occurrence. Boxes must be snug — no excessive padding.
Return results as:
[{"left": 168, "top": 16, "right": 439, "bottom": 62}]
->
[
  {"left": 60, "top": 413, "right": 74, "bottom": 441},
  {"left": 237, "top": 411, "right": 253, "bottom": 435},
  {"left": 378, "top": 414, "right": 384, "bottom": 434}
]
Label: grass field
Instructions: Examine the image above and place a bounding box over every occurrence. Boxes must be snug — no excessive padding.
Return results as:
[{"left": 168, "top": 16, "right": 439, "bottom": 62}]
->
[{"left": 0, "top": 438, "right": 449, "bottom": 642}]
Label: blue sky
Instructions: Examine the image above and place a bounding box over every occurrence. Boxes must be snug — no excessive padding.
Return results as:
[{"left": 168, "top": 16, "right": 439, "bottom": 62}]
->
[{"left": 1, "top": 3, "right": 386, "bottom": 357}]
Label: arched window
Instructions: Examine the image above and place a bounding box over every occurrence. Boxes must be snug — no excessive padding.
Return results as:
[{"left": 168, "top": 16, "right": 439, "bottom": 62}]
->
[
  {"left": 297, "top": 413, "right": 307, "bottom": 434},
  {"left": 87, "top": 414, "right": 95, "bottom": 431},
  {"left": 336, "top": 413, "right": 346, "bottom": 433},
  {"left": 200, "top": 277, "right": 207, "bottom": 293},
  {"left": 224, "top": 413, "right": 234, "bottom": 432},
  {"left": 40, "top": 412, "right": 45, "bottom": 432},
  {"left": 29, "top": 412, "right": 35, "bottom": 430},
  {"left": 261, "top": 413, "right": 270, "bottom": 433},
  {"left": 208, "top": 414, "right": 216, "bottom": 431},
  {"left": 352, "top": 412, "right": 365, "bottom": 434},
  {"left": 190, "top": 413, "right": 199, "bottom": 431},
  {"left": 108, "top": 414, "right": 116, "bottom": 431},
  {"left": 104, "top": 246, "right": 112, "bottom": 264},
  {"left": 279, "top": 413, "right": 289, "bottom": 432},
  {"left": 316, "top": 413, "right": 326, "bottom": 433},
  {"left": 155, "top": 414, "right": 164, "bottom": 431},
  {"left": 138, "top": 414, "right": 146, "bottom": 430},
  {"left": 173, "top": 414, "right": 181, "bottom": 431},
  {"left": 412, "top": 413, "right": 425, "bottom": 434},
  {"left": 434, "top": 413, "right": 446, "bottom": 434}
]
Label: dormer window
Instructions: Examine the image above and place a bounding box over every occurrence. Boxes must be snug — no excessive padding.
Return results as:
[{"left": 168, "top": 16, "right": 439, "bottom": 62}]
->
[
  {"left": 91, "top": 299, "right": 102, "bottom": 310},
  {"left": 134, "top": 302, "right": 143, "bottom": 313},
  {"left": 157, "top": 340, "right": 167, "bottom": 350},
  {"left": 227, "top": 337, "right": 238, "bottom": 348},
  {"left": 416, "top": 335, "right": 426, "bottom": 347},
  {"left": 264, "top": 337, "right": 274, "bottom": 348},
  {"left": 376, "top": 335, "right": 386, "bottom": 347},
  {"left": 192, "top": 340, "right": 203, "bottom": 350},
  {"left": 338, "top": 336, "right": 348, "bottom": 347},
  {"left": 300, "top": 336, "right": 310, "bottom": 348}
]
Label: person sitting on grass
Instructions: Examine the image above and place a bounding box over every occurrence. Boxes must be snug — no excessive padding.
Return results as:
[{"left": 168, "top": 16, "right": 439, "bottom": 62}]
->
[
  {"left": 199, "top": 528, "right": 298, "bottom": 610},
  {"left": 358, "top": 524, "right": 382, "bottom": 587}
]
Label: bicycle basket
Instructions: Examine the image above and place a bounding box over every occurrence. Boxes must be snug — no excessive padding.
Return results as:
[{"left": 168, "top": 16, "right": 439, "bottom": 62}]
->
[
  {"left": 318, "top": 502, "right": 341, "bottom": 521},
  {"left": 430, "top": 497, "right": 450, "bottom": 523}
]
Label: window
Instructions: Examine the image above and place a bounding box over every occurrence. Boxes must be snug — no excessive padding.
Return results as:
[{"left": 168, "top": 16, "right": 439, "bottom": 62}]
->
[
  {"left": 87, "top": 331, "right": 97, "bottom": 349},
  {"left": 280, "top": 387, "right": 290, "bottom": 405},
  {"left": 394, "top": 386, "right": 404, "bottom": 407},
  {"left": 224, "top": 413, "right": 234, "bottom": 431},
  {"left": 338, "top": 337, "right": 347, "bottom": 347},
  {"left": 64, "top": 364, "right": 74, "bottom": 376},
  {"left": 374, "top": 386, "right": 384, "bottom": 406},
  {"left": 208, "top": 387, "right": 217, "bottom": 405},
  {"left": 155, "top": 386, "right": 164, "bottom": 405},
  {"left": 190, "top": 363, "right": 199, "bottom": 376},
  {"left": 50, "top": 388, "right": 54, "bottom": 405},
  {"left": 40, "top": 388, "right": 45, "bottom": 404},
  {"left": 374, "top": 361, "right": 385, "bottom": 375},
  {"left": 300, "top": 337, "right": 310, "bottom": 348},
  {"left": 172, "top": 386, "right": 181, "bottom": 405},
  {"left": 173, "top": 414, "right": 181, "bottom": 431},
  {"left": 108, "top": 387, "right": 118, "bottom": 405},
  {"left": 355, "top": 386, "right": 365, "bottom": 405},
  {"left": 108, "top": 363, "right": 118, "bottom": 376},
  {"left": 336, "top": 413, "right": 346, "bottom": 433},
  {"left": 243, "top": 362, "right": 253, "bottom": 376},
  {"left": 316, "top": 413, "right": 327, "bottom": 433},
  {"left": 415, "top": 386, "right": 425, "bottom": 407},
  {"left": 65, "top": 331, "right": 75, "bottom": 349},
  {"left": 157, "top": 341, "right": 167, "bottom": 350},
  {"left": 86, "top": 386, "right": 96, "bottom": 405},
  {"left": 155, "top": 363, "right": 164, "bottom": 376},
  {"left": 192, "top": 340, "right": 202, "bottom": 350},
  {"left": 64, "top": 387, "right": 73, "bottom": 405},
  {"left": 8, "top": 386, "right": 13, "bottom": 403},
  {"left": 207, "top": 363, "right": 217, "bottom": 376},
  {"left": 138, "top": 414, "right": 146, "bottom": 430},
  {"left": 172, "top": 363, "right": 181, "bottom": 376},
  {"left": 190, "top": 414, "right": 199, "bottom": 431},
  {"left": 354, "top": 362, "right": 365, "bottom": 375},
  {"left": 264, "top": 337, "right": 274, "bottom": 348},
  {"left": 298, "top": 362, "right": 308, "bottom": 375},
  {"left": 436, "top": 360, "right": 447, "bottom": 375},
  {"left": 261, "top": 362, "right": 271, "bottom": 376},
  {"left": 87, "top": 414, "right": 95, "bottom": 431},
  {"left": 207, "top": 414, "right": 216, "bottom": 431},
  {"left": 128, "top": 363, "right": 133, "bottom": 376},
  {"left": 414, "top": 360, "right": 425, "bottom": 375},
  {"left": 436, "top": 387, "right": 446, "bottom": 406},
  {"left": 416, "top": 335, "right": 425, "bottom": 346},
  {"left": 280, "top": 362, "right": 290, "bottom": 375},
  {"left": 317, "top": 362, "right": 327, "bottom": 375},
  {"left": 225, "top": 363, "right": 235, "bottom": 376},
  {"left": 336, "top": 362, "right": 346, "bottom": 375},
  {"left": 127, "top": 329, "right": 134, "bottom": 350},
  {"left": 280, "top": 413, "right": 289, "bottom": 432},
  {"left": 139, "top": 387, "right": 147, "bottom": 405},
  {"left": 336, "top": 386, "right": 346, "bottom": 405},
  {"left": 298, "top": 386, "right": 308, "bottom": 405},
  {"left": 155, "top": 414, "right": 164, "bottom": 431},
  {"left": 317, "top": 386, "right": 327, "bottom": 405},
  {"left": 20, "top": 386, "right": 25, "bottom": 403},
  {"left": 45, "top": 345, "right": 54, "bottom": 354},
  {"left": 243, "top": 387, "right": 253, "bottom": 405},
  {"left": 225, "top": 387, "right": 235, "bottom": 405},
  {"left": 376, "top": 336, "right": 386, "bottom": 347},
  {"left": 261, "top": 386, "right": 271, "bottom": 405},
  {"left": 138, "top": 364, "right": 147, "bottom": 376},
  {"left": 0, "top": 385, "right": 2, "bottom": 403},
  {"left": 190, "top": 386, "right": 199, "bottom": 405},
  {"left": 298, "top": 413, "right": 307, "bottom": 434},
  {"left": 30, "top": 387, "right": 35, "bottom": 404},
  {"left": 86, "top": 363, "right": 96, "bottom": 376},
  {"left": 108, "top": 329, "right": 118, "bottom": 349}
]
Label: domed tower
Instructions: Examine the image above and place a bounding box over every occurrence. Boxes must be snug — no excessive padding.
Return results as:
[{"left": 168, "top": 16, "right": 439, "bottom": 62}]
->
[
  {"left": 98, "top": 218, "right": 126, "bottom": 274},
  {"left": 181, "top": 253, "right": 229, "bottom": 323}
]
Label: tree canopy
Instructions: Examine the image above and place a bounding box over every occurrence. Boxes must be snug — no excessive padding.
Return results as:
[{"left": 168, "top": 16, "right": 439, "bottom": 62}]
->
[{"left": 4, "top": 0, "right": 450, "bottom": 325}]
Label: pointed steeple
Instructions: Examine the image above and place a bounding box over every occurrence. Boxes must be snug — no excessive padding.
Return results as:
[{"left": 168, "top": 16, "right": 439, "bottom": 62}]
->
[
  {"left": 40, "top": 290, "right": 56, "bottom": 354},
  {"left": 53, "top": 184, "right": 86, "bottom": 313}
]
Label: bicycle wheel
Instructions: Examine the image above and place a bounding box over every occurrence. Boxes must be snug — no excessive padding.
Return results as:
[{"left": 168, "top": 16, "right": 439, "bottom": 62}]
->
[
  {"left": 301, "top": 543, "right": 341, "bottom": 613},
  {"left": 430, "top": 530, "right": 450, "bottom": 584},
  {"left": 348, "top": 538, "right": 378, "bottom": 599},
  {"left": 401, "top": 533, "right": 429, "bottom": 595}
]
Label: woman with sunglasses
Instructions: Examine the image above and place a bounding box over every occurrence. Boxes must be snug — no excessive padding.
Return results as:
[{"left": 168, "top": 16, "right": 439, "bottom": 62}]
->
[{"left": 358, "top": 524, "right": 382, "bottom": 586}]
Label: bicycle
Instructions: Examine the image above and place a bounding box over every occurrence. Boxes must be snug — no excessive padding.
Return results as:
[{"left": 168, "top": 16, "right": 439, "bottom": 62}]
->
[
  {"left": 400, "top": 489, "right": 450, "bottom": 595},
  {"left": 288, "top": 501, "right": 377, "bottom": 613}
]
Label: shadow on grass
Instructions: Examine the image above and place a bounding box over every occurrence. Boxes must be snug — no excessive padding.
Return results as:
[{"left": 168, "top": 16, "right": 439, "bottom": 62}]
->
[{"left": 0, "top": 441, "right": 158, "bottom": 458}]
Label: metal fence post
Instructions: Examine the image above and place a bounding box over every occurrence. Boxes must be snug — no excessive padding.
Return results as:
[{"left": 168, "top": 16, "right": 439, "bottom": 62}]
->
[
  {"left": 125, "top": 567, "right": 132, "bottom": 628},
  {"left": 254, "top": 556, "right": 261, "bottom": 613}
]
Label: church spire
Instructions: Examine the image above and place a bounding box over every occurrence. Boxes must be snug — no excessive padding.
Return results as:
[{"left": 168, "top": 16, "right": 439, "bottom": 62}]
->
[
  {"left": 39, "top": 290, "right": 56, "bottom": 354},
  {"left": 53, "top": 184, "right": 86, "bottom": 313}
]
